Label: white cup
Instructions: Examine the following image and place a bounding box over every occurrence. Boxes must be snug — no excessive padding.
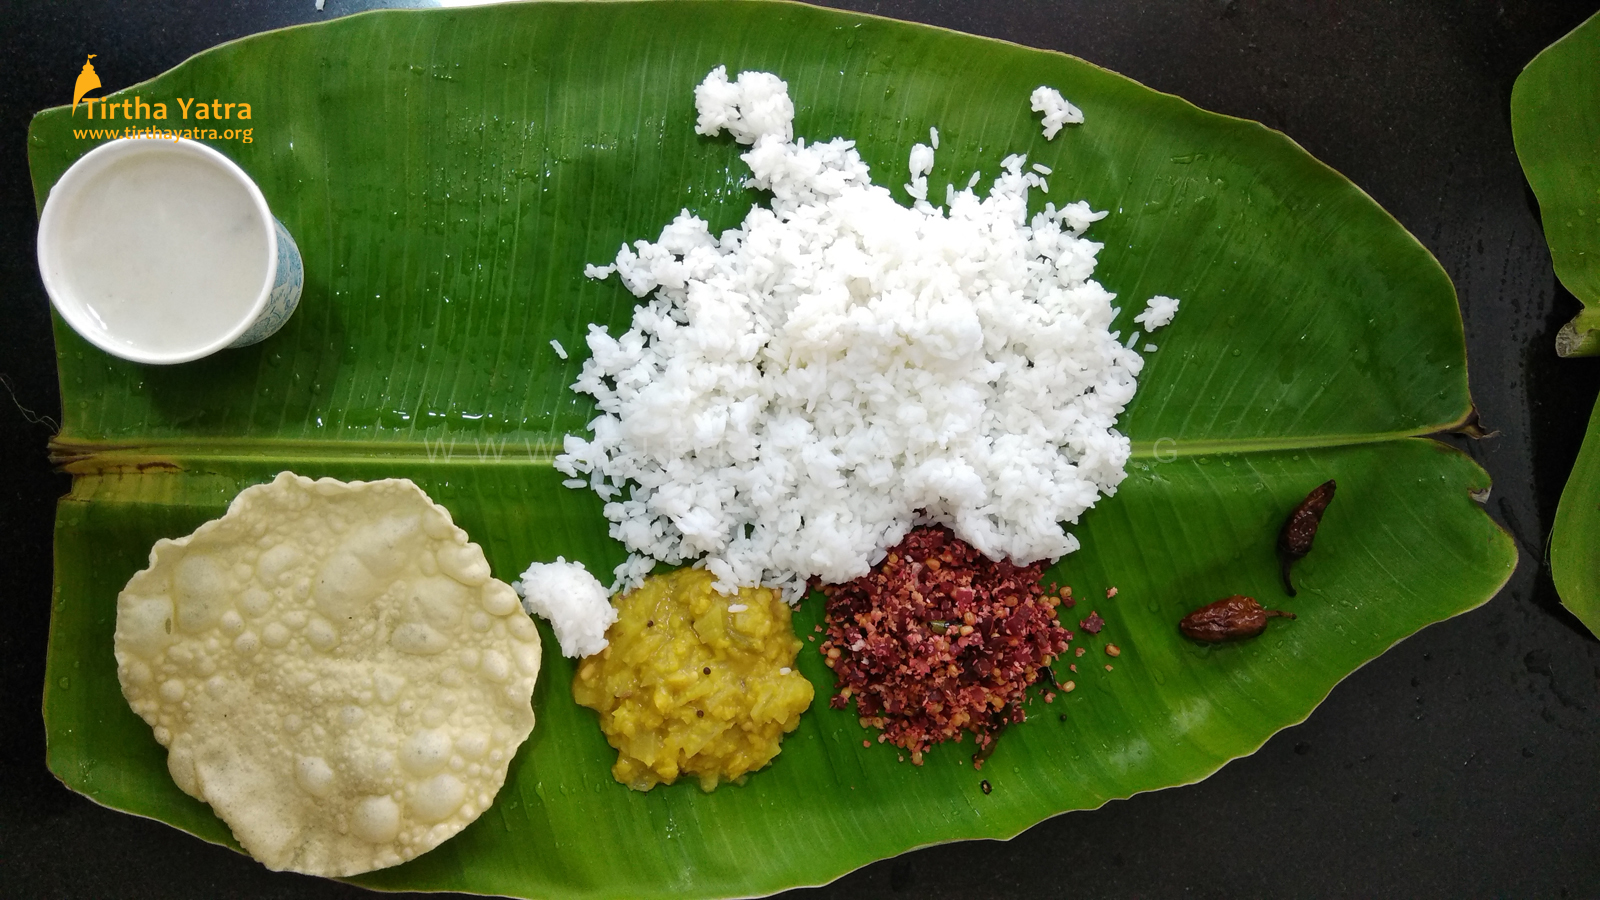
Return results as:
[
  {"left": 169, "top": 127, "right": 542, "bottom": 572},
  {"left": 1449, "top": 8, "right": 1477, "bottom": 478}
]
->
[{"left": 37, "top": 138, "right": 303, "bottom": 365}]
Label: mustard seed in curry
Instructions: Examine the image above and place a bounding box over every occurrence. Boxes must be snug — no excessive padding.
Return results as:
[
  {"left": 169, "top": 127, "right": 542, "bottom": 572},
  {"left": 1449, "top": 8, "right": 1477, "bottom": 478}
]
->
[{"left": 573, "top": 568, "right": 814, "bottom": 791}]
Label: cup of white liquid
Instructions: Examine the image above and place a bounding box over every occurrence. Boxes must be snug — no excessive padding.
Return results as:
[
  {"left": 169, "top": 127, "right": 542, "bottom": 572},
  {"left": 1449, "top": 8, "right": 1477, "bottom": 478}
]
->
[{"left": 37, "top": 138, "right": 303, "bottom": 365}]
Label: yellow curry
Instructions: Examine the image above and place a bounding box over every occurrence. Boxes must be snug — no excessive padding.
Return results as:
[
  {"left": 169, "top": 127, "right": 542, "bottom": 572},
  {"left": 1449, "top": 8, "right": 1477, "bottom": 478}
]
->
[{"left": 574, "top": 568, "right": 813, "bottom": 791}]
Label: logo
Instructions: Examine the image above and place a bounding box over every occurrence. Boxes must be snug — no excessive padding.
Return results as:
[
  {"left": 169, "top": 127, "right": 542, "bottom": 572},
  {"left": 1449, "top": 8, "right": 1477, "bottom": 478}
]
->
[
  {"left": 72, "top": 55, "right": 101, "bottom": 114},
  {"left": 67, "top": 55, "right": 257, "bottom": 144}
]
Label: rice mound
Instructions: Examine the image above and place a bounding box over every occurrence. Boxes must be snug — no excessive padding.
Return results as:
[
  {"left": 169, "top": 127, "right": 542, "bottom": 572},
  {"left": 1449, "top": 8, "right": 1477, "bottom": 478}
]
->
[
  {"left": 559, "top": 66, "right": 1159, "bottom": 601},
  {"left": 513, "top": 557, "right": 615, "bottom": 658}
]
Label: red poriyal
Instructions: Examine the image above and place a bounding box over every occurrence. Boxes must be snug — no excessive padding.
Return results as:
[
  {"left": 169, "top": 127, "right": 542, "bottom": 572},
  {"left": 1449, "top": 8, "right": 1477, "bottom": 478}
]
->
[{"left": 819, "top": 526, "right": 1068, "bottom": 767}]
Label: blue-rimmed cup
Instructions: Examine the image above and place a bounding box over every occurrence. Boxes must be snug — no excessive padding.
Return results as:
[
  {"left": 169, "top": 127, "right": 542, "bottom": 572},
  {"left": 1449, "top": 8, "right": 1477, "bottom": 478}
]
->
[{"left": 37, "top": 137, "right": 302, "bottom": 365}]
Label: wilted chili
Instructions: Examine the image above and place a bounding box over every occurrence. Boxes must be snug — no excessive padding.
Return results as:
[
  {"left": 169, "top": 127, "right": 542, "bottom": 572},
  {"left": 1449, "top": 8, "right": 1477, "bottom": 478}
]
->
[
  {"left": 1179, "top": 594, "right": 1295, "bottom": 642},
  {"left": 1278, "top": 479, "right": 1336, "bottom": 596}
]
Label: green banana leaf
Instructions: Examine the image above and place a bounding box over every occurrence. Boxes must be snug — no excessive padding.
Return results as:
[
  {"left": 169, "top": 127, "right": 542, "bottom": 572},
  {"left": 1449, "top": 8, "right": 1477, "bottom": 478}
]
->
[
  {"left": 1552, "top": 400, "right": 1600, "bottom": 637},
  {"left": 32, "top": 3, "right": 1514, "bottom": 897},
  {"left": 1513, "top": 8, "right": 1600, "bottom": 358},
  {"left": 1512, "top": 9, "right": 1600, "bottom": 636}
]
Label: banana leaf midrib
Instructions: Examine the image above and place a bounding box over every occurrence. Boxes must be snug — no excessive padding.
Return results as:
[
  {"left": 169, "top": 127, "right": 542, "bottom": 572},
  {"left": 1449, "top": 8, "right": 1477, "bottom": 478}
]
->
[
  {"left": 48, "top": 435, "right": 565, "bottom": 469},
  {"left": 48, "top": 423, "right": 1465, "bottom": 474}
]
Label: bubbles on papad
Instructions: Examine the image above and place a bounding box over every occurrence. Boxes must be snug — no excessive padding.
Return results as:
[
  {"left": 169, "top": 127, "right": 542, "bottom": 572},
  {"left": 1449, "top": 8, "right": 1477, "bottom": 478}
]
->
[{"left": 113, "top": 472, "right": 541, "bottom": 876}]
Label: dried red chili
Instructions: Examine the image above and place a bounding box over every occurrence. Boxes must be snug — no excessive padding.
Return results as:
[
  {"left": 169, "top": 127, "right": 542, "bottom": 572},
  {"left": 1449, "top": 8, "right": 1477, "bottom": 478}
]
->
[
  {"left": 819, "top": 525, "right": 1068, "bottom": 768},
  {"left": 1278, "top": 479, "right": 1336, "bottom": 596},
  {"left": 1179, "top": 594, "right": 1295, "bottom": 642}
]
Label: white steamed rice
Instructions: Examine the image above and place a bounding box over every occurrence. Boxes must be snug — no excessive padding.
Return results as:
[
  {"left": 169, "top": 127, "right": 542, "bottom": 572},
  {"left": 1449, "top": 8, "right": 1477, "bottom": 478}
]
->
[
  {"left": 513, "top": 558, "right": 615, "bottom": 658},
  {"left": 1134, "top": 295, "right": 1181, "bottom": 330},
  {"left": 1030, "top": 86, "right": 1084, "bottom": 139},
  {"left": 558, "top": 66, "right": 1176, "bottom": 601}
]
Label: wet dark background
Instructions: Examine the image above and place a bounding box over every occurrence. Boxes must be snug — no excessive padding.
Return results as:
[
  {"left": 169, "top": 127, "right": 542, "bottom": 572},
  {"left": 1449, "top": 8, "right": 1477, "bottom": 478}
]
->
[{"left": 3, "top": 1, "right": 1599, "bottom": 897}]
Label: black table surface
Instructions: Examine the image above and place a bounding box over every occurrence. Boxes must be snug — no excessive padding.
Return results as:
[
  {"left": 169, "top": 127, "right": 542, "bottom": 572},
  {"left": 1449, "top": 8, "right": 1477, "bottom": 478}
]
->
[{"left": 5, "top": 1, "right": 1599, "bottom": 897}]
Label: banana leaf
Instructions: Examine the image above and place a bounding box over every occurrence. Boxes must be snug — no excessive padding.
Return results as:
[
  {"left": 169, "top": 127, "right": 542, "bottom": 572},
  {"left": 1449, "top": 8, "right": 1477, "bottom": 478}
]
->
[
  {"left": 31, "top": 3, "right": 1514, "bottom": 897},
  {"left": 1514, "top": 8, "right": 1600, "bottom": 358},
  {"left": 1552, "top": 400, "right": 1600, "bottom": 637},
  {"left": 1512, "top": 9, "right": 1600, "bottom": 636}
]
